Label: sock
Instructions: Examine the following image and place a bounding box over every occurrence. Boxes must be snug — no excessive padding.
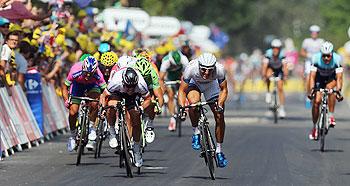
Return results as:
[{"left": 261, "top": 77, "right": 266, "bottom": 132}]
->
[
  {"left": 280, "top": 105, "right": 284, "bottom": 110},
  {"left": 329, "top": 112, "right": 334, "bottom": 117},
  {"left": 216, "top": 143, "right": 222, "bottom": 153},
  {"left": 109, "top": 126, "right": 116, "bottom": 136},
  {"left": 148, "top": 120, "right": 154, "bottom": 128},
  {"left": 70, "top": 128, "right": 77, "bottom": 138},
  {"left": 193, "top": 127, "right": 200, "bottom": 135},
  {"left": 134, "top": 142, "right": 140, "bottom": 153},
  {"left": 89, "top": 121, "right": 95, "bottom": 129}
]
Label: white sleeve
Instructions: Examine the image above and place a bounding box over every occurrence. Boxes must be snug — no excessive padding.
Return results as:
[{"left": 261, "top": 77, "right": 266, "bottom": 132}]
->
[
  {"left": 262, "top": 57, "right": 269, "bottom": 64},
  {"left": 301, "top": 39, "right": 308, "bottom": 49},
  {"left": 181, "top": 55, "right": 189, "bottom": 68},
  {"left": 1, "top": 45, "right": 11, "bottom": 61},
  {"left": 160, "top": 58, "right": 171, "bottom": 72}
]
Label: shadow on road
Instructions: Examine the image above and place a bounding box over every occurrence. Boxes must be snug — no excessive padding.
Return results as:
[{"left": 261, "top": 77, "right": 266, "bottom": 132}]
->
[
  {"left": 66, "top": 162, "right": 107, "bottom": 166},
  {"left": 182, "top": 175, "right": 229, "bottom": 180},
  {"left": 311, "top": 149, "right": 344, "bottom": 153}
]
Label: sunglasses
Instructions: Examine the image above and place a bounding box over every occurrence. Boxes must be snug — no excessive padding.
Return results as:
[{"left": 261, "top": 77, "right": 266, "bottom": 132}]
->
[
  {"left": 322, "top": 54, "right": 332, "bottom": 59},
  {"left": 200, "top": 67, "right": 214, "bottom": 73}
]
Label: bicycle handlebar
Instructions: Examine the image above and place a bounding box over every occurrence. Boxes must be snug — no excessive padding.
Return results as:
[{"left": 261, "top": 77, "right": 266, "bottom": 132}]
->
[
  {"left": 165, "top": 80, "right": 181, "bottom": 86},
  {"left": 180, "top": 99, "right": 218, "bottom": 109},
  {"left": 70, "top": 95, "right": 99, "bottom": 102}
]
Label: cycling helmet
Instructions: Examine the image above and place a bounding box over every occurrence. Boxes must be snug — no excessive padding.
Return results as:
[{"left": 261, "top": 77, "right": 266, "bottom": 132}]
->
[
  {"left": 137, "top": 50, "right": 152, "bottom": 61},
  {"left": 80, "top": 53, "right": 91, "bottom": 61},
  {"left": 271, "top": 39, "right": 282, "bottom": 48},
  {"left": 309, "top": 25, "right": 320, "bottom": 33},
  {"left": 100, "top": 51, "right": 118, "bottom": 67},
  {"left": 170, "top": 50, "right": 181, "bottom": 65},
  {"left": 98, "top": 42, "right": 111, "bottom": 53},
  {"left": 320, "top": 41, "right": 334, "bottom": 55},
  {"left": 132, "top": 48, "right": 144, "bottom": 58},
  {"left": 122, "top": 67, "right": 139, "bottom": 87},
  {"left": 117, "top": 55, "right": 136, "bottom": 69},
  {"left": 134, "top": 57, "right": 152, "bottom": 76},
  {"left": 82, "top": 56, "right": 98, "bottom": 73},
  {"left": 198, "top": 53, "right": 217, "bottom": 69}
]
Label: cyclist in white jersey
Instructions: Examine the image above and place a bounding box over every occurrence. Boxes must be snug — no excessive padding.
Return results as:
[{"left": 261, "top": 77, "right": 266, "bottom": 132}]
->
[
  {"left": 301, "top": 25, "right": 324, "bottom": 108},
  {"left": 178, "top": 53, "right": 228, "bottom": 168},
  {"left": 100, "top": 67, "right": 151, "bottom": 167}
]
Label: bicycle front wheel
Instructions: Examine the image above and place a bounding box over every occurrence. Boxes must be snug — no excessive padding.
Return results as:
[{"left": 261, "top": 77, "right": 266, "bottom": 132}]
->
[
  {"left": 273, "top": 91, "right": 278, "bottom": 124},
  {"left": 202, "top": 125, "right": 215, "bottom": 180},
  {"left": 320, "top": 112, "right": 327, "bottom": 152},
  {"left": 76, "top": 115, "right": 88, "bottom": 166},
  {"left": 121, "top": 123, "right": 133, "bottom": 178}
]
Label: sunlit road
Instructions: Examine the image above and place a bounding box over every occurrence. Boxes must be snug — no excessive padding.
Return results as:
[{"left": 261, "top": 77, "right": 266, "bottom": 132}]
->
[{"left": 1, "top": 93, "right": 350, "bottom": 186}]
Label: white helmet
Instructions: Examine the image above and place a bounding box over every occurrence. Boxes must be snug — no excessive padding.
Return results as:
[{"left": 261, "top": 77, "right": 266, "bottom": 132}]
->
[
  {"left": 117, "top": 55, "right": 136, "bottom": 69},
  {"left": 309, "top": 25, "right": 320, "bottom": 32},
  {"left": 320, "top": 41, "right": 334, "bottom": 55},
  {"left": 344, "top": 41, "right": 350, "bottom": 53},
  {"left": 198, "top": 53, "right": 217, "bottom": 69},
  {"left": 271, "top": 39, "right": 282, "bottom": 48}
]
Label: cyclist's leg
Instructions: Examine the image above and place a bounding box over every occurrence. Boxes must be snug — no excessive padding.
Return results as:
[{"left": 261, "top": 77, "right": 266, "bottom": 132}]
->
[
  {"left": 312, "top": 92, "right": 322, "bottom": 124},
  {"left": 326, "top": 80, "right": 336, "bottom": 113},
  {"left": 68, "top": 104, "right": 79, "bottom": 135},
  {"left": 107, "top": 95, "right": 120, "bottom": 148},
  {"left": 167, "top": 87, "right": 176, "bottom": 115},
  {"left": 87, "top": 90, "right": 100, "bottom": 126},
  {"left": 186, "top": 85, "right": 201, "bottom": 127}
]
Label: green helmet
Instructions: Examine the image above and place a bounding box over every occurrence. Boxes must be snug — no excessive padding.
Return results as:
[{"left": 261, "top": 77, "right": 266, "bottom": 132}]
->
[
  {"left": 80, "top": 53, "right": 91, "bottom": 62},
  {"left": 170, "top": 50, "right": 181, "bottom": 65},
  {"left": 134, "top": 57, "right": 152, "bottom": 76}
]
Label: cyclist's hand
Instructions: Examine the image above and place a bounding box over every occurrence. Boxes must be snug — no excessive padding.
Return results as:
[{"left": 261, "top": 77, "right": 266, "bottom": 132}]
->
[
  {"left": 216, "top": 105, "right": 224, "bottom": 113},
  {"left": 179, "top": 107, "right": 186, "bottom": 121},
  {"left": 64, "top": 99, "right": 71, "bottom": 108},
  {"left": 335, "top": 91, "right": 344, "bottom": 102},
  {"left": 138, "top": 106, "right": 144, "bottom": 114},
  {"left": 308, "top": 88, "right": 315, "bottom": 100},
  {"left": 155, "top": 105, "right": 162, "bottom": 115}
]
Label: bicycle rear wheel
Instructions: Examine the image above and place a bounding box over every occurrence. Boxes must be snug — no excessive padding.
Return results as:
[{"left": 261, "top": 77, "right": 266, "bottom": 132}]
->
[
  {"left": 177, "top": 115, "right": 182, "bottom": 137},
  {"left": 121, "top": 124, "right": 133, "bottom": 178},
  {"left": 202, "top": 125, "right": 215, "bottom": 180},
  {"left": 320, "top": 112, "right": 327, "bottom": 152},
  {"left": 76, "top": 115, "right": 87, "bottom": 166}
]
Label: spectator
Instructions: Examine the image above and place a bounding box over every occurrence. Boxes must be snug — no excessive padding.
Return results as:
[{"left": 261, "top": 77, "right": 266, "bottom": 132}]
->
[
  {"left": 1, "top": 31, "right": 19, "bottom": 84},
  {"left": 16, "top": 41, "right": 32, "bottom": 89}
]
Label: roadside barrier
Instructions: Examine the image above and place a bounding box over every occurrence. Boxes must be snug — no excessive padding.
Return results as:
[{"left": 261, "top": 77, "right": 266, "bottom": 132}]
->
[{"left": 0, "top": 82, "right": 68, "bottom": 159}]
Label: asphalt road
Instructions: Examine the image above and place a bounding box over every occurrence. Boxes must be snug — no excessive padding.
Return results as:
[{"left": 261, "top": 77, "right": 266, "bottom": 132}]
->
[{"left": 1, "top": 93, "right": 350, "bottom": 186}]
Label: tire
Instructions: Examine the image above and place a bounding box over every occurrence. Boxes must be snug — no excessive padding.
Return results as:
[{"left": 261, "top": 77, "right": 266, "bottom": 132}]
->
[
  {"left": 320, "top": 112, "right": 327, "bottom": 152},
  {"left": 273, "top": 91, "right": 278, "bottom": 124},
  {"left": 76, "top": 114, "right": 87, "bottom": 166},
  {"left": 121, "top": 123, "right": 133, "bottom": 178},
  {"left": 203, "top": 125, "right": 215, "bottom": 180},
  {"left": 94, "top": 119, "right": 103, "bottom": 159},
  {"left": 177, "top": 116, "right": 182, "bottom": 137}
]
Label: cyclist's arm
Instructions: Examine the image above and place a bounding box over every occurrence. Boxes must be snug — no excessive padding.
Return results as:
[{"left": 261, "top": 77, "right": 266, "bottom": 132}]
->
[
  {"left": 335, "top": 66, "right": 344, "bottom": 91},
  {"left": 142, "top": 93, "right": 152, "bottom": 110},
  {"left": 218, "top": 80, "right": 228, "bottom": 107},
  {"left": 159, "top": 71, "right": 167, "bottom": 92},
  {"left": 300, "top": 40, "right": 308, "bottom": 58},
  {"left": 153, "top": 87, "right": 164, "bottom": 107},
  {"left": 62, "top": 83, "right": 69, "bottom": 102},
  {"left": 261, "top": 57, "right": 269, "bottom": 79},
  {"left": 309, "top": 66, "right": 317, "bottom": 93},
  {"left": 99, "top": 89, "right": 110, "bottom": 107},
  {"left": 178, "top": 79, "right": 189, "bottom": 108}
]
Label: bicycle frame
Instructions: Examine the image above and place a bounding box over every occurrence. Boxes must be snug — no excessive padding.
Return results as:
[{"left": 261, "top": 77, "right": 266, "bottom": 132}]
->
[
  {"left": 269, "top": 76, "right": 281, "bottom": 123},
  {"left": 316, "top": 89, "right": 330, "bottom": 152}
]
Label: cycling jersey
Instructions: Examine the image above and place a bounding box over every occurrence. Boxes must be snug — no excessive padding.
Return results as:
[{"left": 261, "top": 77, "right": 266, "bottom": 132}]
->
[
  {"left": 132, "top": 64, "right": 160, "bottom": 90},
  {"left": 160, "top": 52, "right": 189, "bottom": 81},
  {"left": 106, "top": 68, "right": 149, "bottom": 97},
  {"left": 302, "top": 38, "right": 324, "bottom": 59},
  {"left": 302, "top": 38, "right": 324, "bottom": 75},
  {"left": 183, "top": 60, "right": 226, "bottom": 101},
  {"left": 65, "top": 62, "right": 106, "bottom": 98},
  {"left": 263, "top": 48, "right": 287, "bottom": 77},
  {"left": 311, "top": 52, "right": 343, "bottom": 88}
]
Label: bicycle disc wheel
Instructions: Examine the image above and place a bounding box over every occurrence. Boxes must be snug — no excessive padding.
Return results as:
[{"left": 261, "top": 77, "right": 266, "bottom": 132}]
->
[
  {"left": 203, "top": 125, "right": 215, "bottom": 180},
  {"left": 320, "top": 112, "right": 327, "bottom": 152},
  {"left": 76, "top": 115, "right": 87, "bottom": 166},
  {"left": 122, "top": 124, "right": 133, "bottom": 178}
]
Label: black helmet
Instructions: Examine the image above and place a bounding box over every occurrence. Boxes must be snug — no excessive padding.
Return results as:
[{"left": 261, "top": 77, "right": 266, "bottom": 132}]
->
[{"left": 122, "top": 67, "right": 139, "bottom": 87}]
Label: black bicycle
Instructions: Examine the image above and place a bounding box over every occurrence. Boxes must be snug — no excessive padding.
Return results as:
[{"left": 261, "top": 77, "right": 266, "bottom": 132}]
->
[
  {"left": 70, "top": 96, "right": 99, "bottom": 166},
  {"left": 104, "top": 100, "right": 134, "bottom": 177},
  {"left": 94, "top": 107, "right": 109, "bottom": 159},
  {"left": 180, "top": 100, "right": 218, "bottom": 180},
  {"left": 310, "top": 88, "right": 343, "bottom": 152},
  {"left": 165, "top": 80, "right": 182, "bottom": 137}
]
